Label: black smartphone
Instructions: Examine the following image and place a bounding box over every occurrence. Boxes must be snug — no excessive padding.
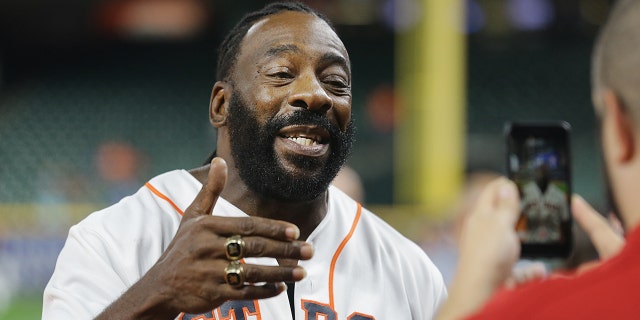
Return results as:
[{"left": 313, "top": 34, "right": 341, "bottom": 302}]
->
[{"left": 505, "top": 121, "right": 573, "bottom": 258}]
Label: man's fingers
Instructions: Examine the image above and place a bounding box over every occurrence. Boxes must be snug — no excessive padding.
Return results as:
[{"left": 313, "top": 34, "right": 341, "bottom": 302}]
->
[
  {"left": 473, "top": 177, "right": 505, "bottom": 212},
  {"left": 184, "top": 157, "right": 228, "bottom": 220},
  {"left": 218, "top": 265, "right": 305, "bottom": 301},
  {"left": 493, "top": 179, "right": 520, "bottom": 225},
  {"left": 198, "top": 236, "right": 313, "bottom": 260},
  {"left": 572, "top": 195, "right": 624, "bottom": 259},
  {"left": 241, "top": 264, "right": 307, "bottom": 284},
  {"left": 242, "top": 238, "right": 314, "bottom": 260},
  {"left": 222, "top": 282, "right": 288, "bottom": 302},
  {"left": 505, "top": 261, "right": 547, "bottom": 289},
  {"left": 203, "top": 216, "right": 301, "bottom": 241},
  {"left": 473, "top": 177, "right": 519, "bottom": 224}
]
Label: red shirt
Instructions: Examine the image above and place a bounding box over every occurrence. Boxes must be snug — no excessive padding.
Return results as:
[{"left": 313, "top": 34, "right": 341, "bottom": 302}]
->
[{"left": 467, "top": 226, "right": 640, "bottom": 319}]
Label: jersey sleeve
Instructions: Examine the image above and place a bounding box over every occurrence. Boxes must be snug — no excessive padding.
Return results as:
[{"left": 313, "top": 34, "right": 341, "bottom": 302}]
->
[
  {"left": 43, "top": 225, "right": 131, "bottom": 319},
  {"left": 409, "top": 242, "right": 449, "bottom": 318},
  {"left": 42, "top": 179, "right": 184, "bottom": 319}
]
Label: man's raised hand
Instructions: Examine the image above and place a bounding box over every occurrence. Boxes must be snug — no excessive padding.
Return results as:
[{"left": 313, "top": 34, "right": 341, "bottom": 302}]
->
[{"left": 128, "top": 158, "right": 313, "bottom": 318}]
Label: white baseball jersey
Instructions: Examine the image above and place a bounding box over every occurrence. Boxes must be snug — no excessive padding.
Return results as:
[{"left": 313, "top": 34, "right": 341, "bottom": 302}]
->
[
  {"left": 43, "top": 170, "right": 447, "bottom": 319},
  {"left": 520, "top": 181, "right": 569, "bottom": 242}
]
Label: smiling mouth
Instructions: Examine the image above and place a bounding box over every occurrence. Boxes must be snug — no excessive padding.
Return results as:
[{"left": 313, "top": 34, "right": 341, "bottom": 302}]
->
[
  {"left": 278, "top": 125, "right": 330, "bottom": 146},
  {"left": 284, "top": 135, "right": 323, "bottom": 146}
]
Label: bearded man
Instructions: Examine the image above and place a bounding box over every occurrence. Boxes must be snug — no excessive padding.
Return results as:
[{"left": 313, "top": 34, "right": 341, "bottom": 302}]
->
[{"left": 43, "top": 2, "right": 446, "bottom": 319}]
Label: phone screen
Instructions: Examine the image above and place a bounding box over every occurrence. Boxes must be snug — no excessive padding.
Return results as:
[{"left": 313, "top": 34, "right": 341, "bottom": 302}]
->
[{"left": 505, "top": 122, "right": 573, "bottom": 258}]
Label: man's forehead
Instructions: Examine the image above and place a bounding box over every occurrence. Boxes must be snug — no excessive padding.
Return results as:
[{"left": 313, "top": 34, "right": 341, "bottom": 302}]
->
[
  {"left": 246, "top": 17, "right": 270, "bottom": 38},
  {"left": 241, "top": 11, "right": 348, "bottom": 59},
  {"left": 245, "top": 10, "right": 326, "bottom": 38}
]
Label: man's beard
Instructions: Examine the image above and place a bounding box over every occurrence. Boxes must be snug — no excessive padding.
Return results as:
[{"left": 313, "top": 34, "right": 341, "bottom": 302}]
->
[{"left": 226, "top": 92, "right": 355, "bottom": 202}]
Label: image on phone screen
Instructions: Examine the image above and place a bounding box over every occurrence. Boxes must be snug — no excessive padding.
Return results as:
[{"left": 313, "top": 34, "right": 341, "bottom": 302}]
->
[{"left": 505, "top": 122, "right": 572, "bottom": 257}]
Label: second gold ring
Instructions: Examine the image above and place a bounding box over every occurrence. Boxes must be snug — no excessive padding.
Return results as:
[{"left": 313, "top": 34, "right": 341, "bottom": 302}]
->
[{"left": 224, "top": 261, "right": 245, "bottom": 287}]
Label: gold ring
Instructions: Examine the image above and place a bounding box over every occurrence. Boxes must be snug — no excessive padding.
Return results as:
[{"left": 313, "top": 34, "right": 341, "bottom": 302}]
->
[
  {"left": 224, "top": 261, "right": 245, "bottom": 287},
  {"left": 225, "top": 235, "right": 245, "bottom": 261}
]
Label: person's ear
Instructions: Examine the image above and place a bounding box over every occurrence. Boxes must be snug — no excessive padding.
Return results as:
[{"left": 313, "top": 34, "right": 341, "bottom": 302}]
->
[
  {"left": 210, "top": 81, "right": 231, "bottom": 128},
  {"left": 602, "top": 89, "right": 635, "bottom": 163}
]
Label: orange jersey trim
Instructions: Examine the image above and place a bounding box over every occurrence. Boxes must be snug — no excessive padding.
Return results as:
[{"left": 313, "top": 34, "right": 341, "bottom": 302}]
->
[
  {"left": 145, "top": 182, "right": 185, "bottom": 216},
  {"left": 328, "top": 202, "right": 363, "bottom": 309}
]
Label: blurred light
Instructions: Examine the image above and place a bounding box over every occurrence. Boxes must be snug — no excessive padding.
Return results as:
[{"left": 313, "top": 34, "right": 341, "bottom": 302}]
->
[
  {"left": 309, "top": 0, "right": 379, "bottom": 26},
  {"left": 336, "top": 0, "right": 378, "bottom": 25},
  {"left": 366, "top": 84, "right": 396, "bottom": 133},
  {"left": 96, "top": 141, "right": 143, "bottom": 183},
  {"left": 97, "top": 0, "right": 209, "bottom": 40},
  {"left": 579, "top": 0, "right": 611, "bottom": 26},
  {"left": 480, "top": 0, "right": 512, "bottom": 37},
  {"left": 507, "top": 0, "right": 554, "bottom": 31},
  {"left": 466, "top": 0, "right": 485, "bottom": 34},
  {"left": 382, "top": 0, "right": 423, "bottom": 32}
]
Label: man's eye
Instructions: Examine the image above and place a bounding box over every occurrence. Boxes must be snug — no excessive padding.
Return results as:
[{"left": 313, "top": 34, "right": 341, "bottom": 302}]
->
[
  {"left": 324, "top": 76, "right": 349, "bottom": 88},
  {"left": 272, "top": 72, "right": 294, "bottom": 79}
]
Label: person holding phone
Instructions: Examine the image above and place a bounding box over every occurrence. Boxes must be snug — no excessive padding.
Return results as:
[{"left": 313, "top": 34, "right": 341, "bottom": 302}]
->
[{"left": 437, "top": 0, "right": 640, "bottom": 318}]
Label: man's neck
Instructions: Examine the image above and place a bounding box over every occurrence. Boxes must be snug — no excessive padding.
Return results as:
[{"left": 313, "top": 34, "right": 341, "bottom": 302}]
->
[{"left": 188, "top": 164, "right": 328, "bottom": 240}]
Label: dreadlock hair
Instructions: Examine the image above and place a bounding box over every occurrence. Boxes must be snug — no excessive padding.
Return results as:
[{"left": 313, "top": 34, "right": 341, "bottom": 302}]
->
[{"left": 215, "top": 1, "right": 335, "bottom": 82}]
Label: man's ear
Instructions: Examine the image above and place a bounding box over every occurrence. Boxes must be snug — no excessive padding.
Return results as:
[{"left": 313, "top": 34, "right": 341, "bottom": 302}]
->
[
  {"left": 602, "top": 89, "right": 636, "bottom": 163},
  {"left": 210, "top": 81, "right": 231, "bottom": 128}
]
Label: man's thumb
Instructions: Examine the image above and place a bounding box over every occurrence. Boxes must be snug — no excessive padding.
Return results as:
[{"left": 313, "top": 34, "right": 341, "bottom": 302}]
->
[
  {"left": 183, "top": 157, "right": 228, "bottom": 220},
  {"left": 495, "top": 180, "right": 520, "bottom": 225}
]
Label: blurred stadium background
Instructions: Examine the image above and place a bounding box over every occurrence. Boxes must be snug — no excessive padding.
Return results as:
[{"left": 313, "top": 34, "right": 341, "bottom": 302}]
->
[{"left": 0, "top": 0, "right": 612, "bottom": 318}]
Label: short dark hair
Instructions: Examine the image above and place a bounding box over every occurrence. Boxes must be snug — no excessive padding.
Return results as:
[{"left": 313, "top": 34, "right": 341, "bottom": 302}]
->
[
  {"left": 215, "top": 1, "right": 335, "bottom": 82},
  {"left": 592, "top": 0, "right": 640, "bottom": 125}
]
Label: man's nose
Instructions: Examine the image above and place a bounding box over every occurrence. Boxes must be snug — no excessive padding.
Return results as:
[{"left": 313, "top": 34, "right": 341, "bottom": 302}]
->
[{"left": 288, "top": 74, "right": 332, "bottom": 114}]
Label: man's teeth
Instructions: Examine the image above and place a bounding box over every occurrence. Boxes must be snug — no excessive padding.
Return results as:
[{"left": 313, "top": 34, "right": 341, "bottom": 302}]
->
[{"left": 287, "top": 137, "right": 318, "bottom": 146}]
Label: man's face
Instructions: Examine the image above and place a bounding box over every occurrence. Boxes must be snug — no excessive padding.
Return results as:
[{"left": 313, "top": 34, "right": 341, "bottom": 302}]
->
[
  {"left": 225, "top": 11, "right": 354, "bottom": 201},
  {"left": 534, "top": 163, "right": 550, "bottom": 192}
]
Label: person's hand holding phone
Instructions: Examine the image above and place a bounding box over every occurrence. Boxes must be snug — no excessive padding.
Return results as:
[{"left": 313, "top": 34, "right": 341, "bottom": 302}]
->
[
  {"left": 572, "top": 195, "right": 625, "bottom": 273},
  {"left": 437, "top": 178, "right": 521, "bottom": 320}
]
